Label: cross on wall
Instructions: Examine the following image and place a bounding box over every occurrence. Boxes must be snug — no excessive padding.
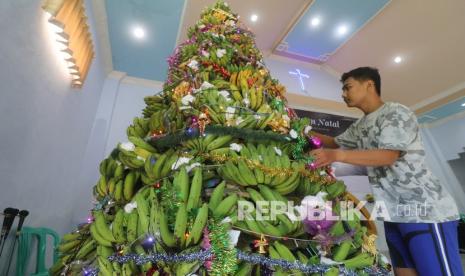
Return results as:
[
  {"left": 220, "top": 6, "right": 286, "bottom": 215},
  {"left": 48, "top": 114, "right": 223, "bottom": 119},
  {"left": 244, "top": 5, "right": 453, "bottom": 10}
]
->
[{"left": 289, "top": 69, "right": 309, "bottom": 93}]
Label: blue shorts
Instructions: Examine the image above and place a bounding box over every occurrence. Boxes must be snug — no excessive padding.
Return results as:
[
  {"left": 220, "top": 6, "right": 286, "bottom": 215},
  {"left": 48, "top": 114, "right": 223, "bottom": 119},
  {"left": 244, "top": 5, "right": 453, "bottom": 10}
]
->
[{"left": 384, "top": 220, "right": 464, "bottom": 276}]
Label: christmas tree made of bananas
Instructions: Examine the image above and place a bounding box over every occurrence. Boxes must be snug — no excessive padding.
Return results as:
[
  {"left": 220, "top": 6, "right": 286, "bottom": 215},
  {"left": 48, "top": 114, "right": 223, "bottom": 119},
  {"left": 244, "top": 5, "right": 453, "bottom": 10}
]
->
[{"left": 51, "top": 2, "right": 389, "bottom": 275}]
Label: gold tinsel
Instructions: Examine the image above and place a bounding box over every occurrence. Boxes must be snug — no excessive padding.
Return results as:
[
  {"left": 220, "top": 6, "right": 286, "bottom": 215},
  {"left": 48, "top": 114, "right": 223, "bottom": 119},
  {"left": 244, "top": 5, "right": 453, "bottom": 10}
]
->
[
  {"left": 362, "top": 234, "right": 378, "bottom": 256},
  {"left": 172, "top": 81, "right": 191, "bottom": 100},
  {"left": 193, "top": 152, "right": 334, "bottom": 186},
  {"left": 267, "top": 117, "right": 290, "bottom": 134},
  {"left": 211, "top": 8, "right": 237, "bottom": 21}
]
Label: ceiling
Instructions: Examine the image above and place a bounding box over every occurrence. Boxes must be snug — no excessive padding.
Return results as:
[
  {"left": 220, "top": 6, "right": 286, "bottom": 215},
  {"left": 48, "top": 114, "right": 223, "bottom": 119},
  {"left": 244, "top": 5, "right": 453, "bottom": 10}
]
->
[
  {"left": 277, "top": 0, "right": 390, "bottom": 62},
  {"left": 105, "top": 0, "right": 185, "bottom": 81},
  {"left": 101, "top": 0, "right": 465, "bottom": 122}
]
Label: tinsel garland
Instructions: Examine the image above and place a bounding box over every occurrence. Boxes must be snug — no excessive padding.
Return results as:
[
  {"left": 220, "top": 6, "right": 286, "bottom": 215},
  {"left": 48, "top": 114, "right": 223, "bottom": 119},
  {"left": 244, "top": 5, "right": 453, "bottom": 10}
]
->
[
  {"left": 108, "top": 250, "right": 213, "bottom": 265},
  {"left": 148, "top": 125, "right": 289, "bottom": 150},
  {"left": 207, "top": 219, "right": 238, "bottom": 275},
  {"left": 97, "top": 249, "right": 390, "bottom": 276}
]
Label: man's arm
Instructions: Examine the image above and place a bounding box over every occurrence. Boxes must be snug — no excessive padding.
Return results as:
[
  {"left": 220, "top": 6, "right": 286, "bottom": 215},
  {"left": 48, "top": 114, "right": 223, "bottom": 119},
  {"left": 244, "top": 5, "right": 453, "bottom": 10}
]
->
[
  {"left": 309, "top": 132, "right": 340, "bottom": 149},
  {"left": 310, "top": 148, "right": 400, "bottom": 168}
]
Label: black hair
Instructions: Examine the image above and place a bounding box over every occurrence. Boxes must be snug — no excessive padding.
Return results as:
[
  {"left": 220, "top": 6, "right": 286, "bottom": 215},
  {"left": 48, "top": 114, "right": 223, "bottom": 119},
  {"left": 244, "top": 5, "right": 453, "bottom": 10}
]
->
[{"left": 340, "top": 67, "right": 381, "bottom": 96}]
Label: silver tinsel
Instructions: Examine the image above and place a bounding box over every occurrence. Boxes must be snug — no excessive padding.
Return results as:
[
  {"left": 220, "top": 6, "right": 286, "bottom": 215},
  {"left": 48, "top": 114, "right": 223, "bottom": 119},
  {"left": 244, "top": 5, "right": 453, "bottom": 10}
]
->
[
  {"left": 108, "top": 250, "right": 213, "bottom": 266},
  {"left": 86, "top": 249, "right": 390, "bottom": 276}
]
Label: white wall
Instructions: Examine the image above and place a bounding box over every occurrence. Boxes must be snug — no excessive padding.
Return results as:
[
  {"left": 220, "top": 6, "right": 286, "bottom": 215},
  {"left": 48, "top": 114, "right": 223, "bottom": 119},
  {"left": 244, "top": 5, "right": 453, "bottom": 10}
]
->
[
  {"left": 72, "top": 74, "right": 163, "bottom": 224},
  {"left": 420, "top": 115, "right": 465, "bottom": 212},
  {"left": 0, "top": 0, "right": 106, "bottom": 238},
  {"left": 104, "top": 78, "right": 163, "bottom": 155},
  {"left": 264, "top": 55, "right": 343, "bottom": 102},
  {"left": 425, "top": 113, "right": 465, "bottom": 160}
]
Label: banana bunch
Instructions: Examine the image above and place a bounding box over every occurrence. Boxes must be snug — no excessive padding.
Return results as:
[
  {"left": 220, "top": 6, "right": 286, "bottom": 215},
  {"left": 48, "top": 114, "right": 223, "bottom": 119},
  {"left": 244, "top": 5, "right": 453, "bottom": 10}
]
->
[
  {"left": 96, "top": 244, "right": 123, "bottom": 275},
  {"left": 143, "top": 149, "right": 178, "bottom": 182},
  {"left": 229, "top": 68, "right": 267, "bottom": 111},
  {"left": 210, "top": 79, "right": 231, "bottom": 90},
  {"left": 57, "top": 233, "right": 86, "bottom": 256},
  {"left": 219, "top": 160, "right": 257, "bottom": 186},
  {"left": 209, "top": 49, "right": 229, "bottom": 67},
  {"left": 329, "top": 219, "right": 360, "bottom": 238},
  {"left": 148, "top": 110, "right": 166, "bottom": 133},
  {"left": 228, "top": 83, "right": 243, "bottom": 102},
  {"left": 118, "top": 144, "right": 145, "bottom": 169},
  {"left": 143, "top": 95, "right": 166, "bottom": 118},
  {"left": 129, "top": 136, "right": 157, "bottom": 154},
  {"left": 234, "top": 185, "right": 302, "bottom": 237},
  {"left": 207, "top": 179, "right": 238, "bottom": 219},
  {"left": 218, "top": 143, "right": 302, "bottom": 195},
  {"left": 268, "top": 241, "right": 304, "bottom": 276},
  {"left": 296, "top": 176, "right": 322, "bottom": 196},
  {"left": 229, "top": 68, "right": 252, "bottom": 88},
  {"left": 324, "top": 180, "right": 346, "bottom": 199},
  {"left": 141, "top": 168, "right": 207, "bottom": 249},
  {"left": 183, "top": 134, "right": 233, "bottom": 153},
  {"left": 49, "top": 254, "right": 75, "bottom": 275},
  {"left": 98, "top": 156, "right": 120, "bottom": 179},
  {"left": 342, "top": 252, "right": 375, "bottom": 269},
  {"left": 256, "top": 111, "right": 278, "bottom": 130},
  {"left": 89, "top": 210, "right": 116, "bottom": 247},
  {"left": 94, "top": 172, "right": 115, "bottom": 200},
  {"left": 127, "top": 117, "right": 150, "bottom": 138}
]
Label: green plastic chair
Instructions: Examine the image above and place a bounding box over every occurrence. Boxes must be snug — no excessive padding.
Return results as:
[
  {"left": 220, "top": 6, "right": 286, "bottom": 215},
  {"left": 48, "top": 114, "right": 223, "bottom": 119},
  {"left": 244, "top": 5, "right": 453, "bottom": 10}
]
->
[{"left": 16, "top": 227, "right": 60, "bottom": 276}]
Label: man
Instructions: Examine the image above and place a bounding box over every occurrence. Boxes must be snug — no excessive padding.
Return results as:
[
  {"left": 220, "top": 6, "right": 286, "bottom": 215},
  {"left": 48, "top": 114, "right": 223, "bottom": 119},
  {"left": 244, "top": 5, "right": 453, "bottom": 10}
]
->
[{"left": 309, "top": 67, "right": 463, "bottom": 276}]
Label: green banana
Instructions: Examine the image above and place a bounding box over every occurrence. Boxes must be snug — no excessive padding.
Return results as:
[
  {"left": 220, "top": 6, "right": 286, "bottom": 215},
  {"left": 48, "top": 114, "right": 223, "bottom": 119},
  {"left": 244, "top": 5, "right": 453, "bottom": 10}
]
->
[
  {"left": 128, "top": 136, "right": 157, "bottom": 153},
  {"left": 333, "top": 240, "right": 352, "bottom": 261},
  {"left": 206, "top": 135, "right": 233, "bottom": 151},
  {"left": 123, "top": 171, "right": 137, "bottom": 200},
  {"left": 186, "top": 203, "right": 208, "bottom": 246},
  {"left": 159, "top": 207, "right": 176, "bottom": 247},
  {"left": 135, "top": 192, "right": 150, "bottom": 235},
  {"left": 174, "top": 167, "right": 190, "bottom": 203},
  {"left": 160, "top": 152, "right": 179, "bottom": 177},
  {"left": 93, "top": 210, "right": 116, "bottom": 242},
  {"left": 267, "top": 245, "right": 287, "bottom": 276},
  {"left": 208, "top": 181, "right": 225, "bottom": 211},
  {"left": 61, "top": 232, "right": 81, "bottom": 242},
  {"left": 89, "top": 224, "right": 112, "bottom": 247},
  {"left": 152, "top": 151, "right": 170, "bottom": 178},
  {"left": 57, "top": 239, "right": 81, "bottom": 254},
  {"left": 212, "top": 194, "right": 238, "bottom": 218},
  {"left": 126, "top": 211, "right": 138, "bottom": 243},
  {"left": 187, "top": 168, "right": 202, "bottom": 210},
  {"left": 97, "top": 255, "right": 114, "bottom": 275},
  {"left": 112, "top": 209, "right": 126, "bottom": 243},
  {"left": 114, "top": 180, "right": 123, "bottom": 202},
  {"left": 174, "top": 203, "right": 188, "bottom": 246},
  {"left": 237, "top": 159, "right": 257, "bottom": 185}
]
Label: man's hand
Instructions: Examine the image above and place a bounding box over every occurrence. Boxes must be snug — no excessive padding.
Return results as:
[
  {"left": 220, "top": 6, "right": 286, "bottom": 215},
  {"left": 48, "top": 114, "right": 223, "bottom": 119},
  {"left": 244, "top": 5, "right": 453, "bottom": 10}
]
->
[
  {"left": 310, "top": 148, "right": 400, "bottom": 168},
  {"left": 309, "top": 149, "right": 344, "bottom": 168}
]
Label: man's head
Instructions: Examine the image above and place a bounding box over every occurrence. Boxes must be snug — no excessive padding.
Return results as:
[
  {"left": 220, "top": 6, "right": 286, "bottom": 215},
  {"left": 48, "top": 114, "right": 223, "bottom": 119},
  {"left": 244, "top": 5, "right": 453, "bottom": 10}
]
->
[{"left": 340, "top": 67, "right": 381, "bottom": 108}]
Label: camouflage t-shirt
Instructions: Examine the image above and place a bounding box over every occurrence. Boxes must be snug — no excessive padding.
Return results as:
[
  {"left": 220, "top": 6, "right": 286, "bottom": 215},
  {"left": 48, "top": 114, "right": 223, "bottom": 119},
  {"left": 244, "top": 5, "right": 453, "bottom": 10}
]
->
[{"left": 335, "top": 102, "right": 459, "bottom": 223}]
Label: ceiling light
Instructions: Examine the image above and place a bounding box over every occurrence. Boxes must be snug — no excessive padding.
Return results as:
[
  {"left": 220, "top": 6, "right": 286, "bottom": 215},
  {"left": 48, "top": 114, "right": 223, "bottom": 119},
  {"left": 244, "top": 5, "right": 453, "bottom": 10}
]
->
[
  {"left": 461, "top": 102, "right": 465, "bottom": 107},
  {"left": 394, "top": 56, "right": 402, "bottom": 63},
  {"left": 133, "top": 27, "right": 145, "bottom": 39},
  {"left": 337, "top": 25, "right": 348, "bottom": 36},
  {"left": 311, "top": 17, "right": 320, "bottom": 27},
  {"left": 251, "top": 14, "right": 258, "bottom": 22}
]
